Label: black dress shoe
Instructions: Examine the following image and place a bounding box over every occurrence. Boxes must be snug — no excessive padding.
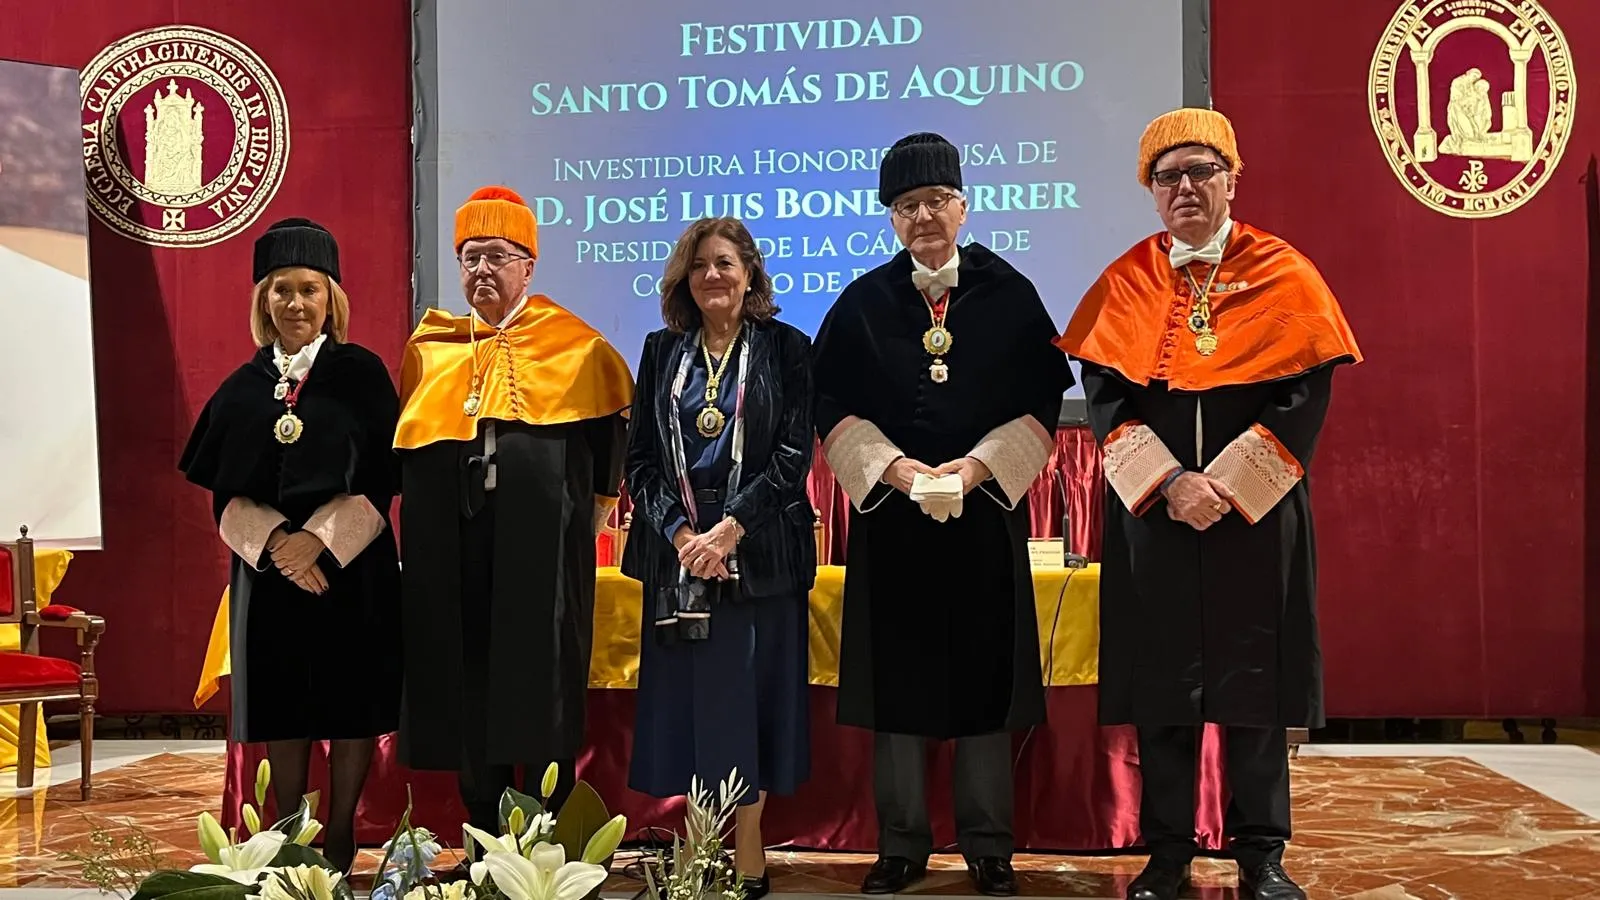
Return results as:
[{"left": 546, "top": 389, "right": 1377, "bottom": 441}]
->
[
  {"left": 967, "top": 857, "right": 1017, "bottom": 896},
  {"left": 1239, "top": 862, "right": 1305, "bottom": 900},
  {"left": 1126, "top": 858, "right": 1190, "bottom": 900},
  {"left": 739, "top": 872, "right": 770, "bottom": 900},
  {"left": 861, "top": 857, "right": 926, "bottom": 894}
]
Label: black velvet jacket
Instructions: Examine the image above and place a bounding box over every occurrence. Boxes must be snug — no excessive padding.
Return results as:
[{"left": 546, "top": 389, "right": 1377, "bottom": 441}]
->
[{"left": 620, "top": 317, "right": 817, "bottom": 598}]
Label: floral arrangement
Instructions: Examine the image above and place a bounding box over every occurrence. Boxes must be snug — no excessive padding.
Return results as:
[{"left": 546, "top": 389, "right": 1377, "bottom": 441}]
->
[
  {"left": 73, "top": 760, "right": 749, "bottom": 900},
  {"left": 78, "top": 760, "right": 626, "bottom": 900},
  {"left": 637, "top": 770, "right": 749, "bottom": 900}
]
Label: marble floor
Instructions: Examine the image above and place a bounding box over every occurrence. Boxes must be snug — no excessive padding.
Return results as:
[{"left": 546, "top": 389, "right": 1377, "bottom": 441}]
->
[{"left": 2, "top": 741, "right": 1599, "bottom": 898}]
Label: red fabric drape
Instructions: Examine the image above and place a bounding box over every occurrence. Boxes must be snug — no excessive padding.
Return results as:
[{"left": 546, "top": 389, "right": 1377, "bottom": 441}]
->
[
  {"left": 220, "top": 688, "right": 1231, "bottom": 853},
  {"left": 0, "top": 2, "right": 413, "bottom": 714},
  {"left": 1213, "top": 0, "right": 1600, "bottom": 716}
]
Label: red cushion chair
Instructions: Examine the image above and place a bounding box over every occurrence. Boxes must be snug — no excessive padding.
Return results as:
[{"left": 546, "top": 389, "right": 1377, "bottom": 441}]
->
[{"left": 0, "top": 526, "right": 105, "bottom": 800}]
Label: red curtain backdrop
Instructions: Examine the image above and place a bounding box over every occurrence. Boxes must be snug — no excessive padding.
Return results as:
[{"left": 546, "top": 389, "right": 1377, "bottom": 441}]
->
[
  {"left": 6, "top": 0, "right": 1600, "bottom": 719},
  {"left": 1213, "top": 0, "right": 1600, "bottom": 716},
  {"left": 218, "top": 691, "right": 1236, "bottom": 853},
  {"left": 0, "top": 1, "right": 413, "bottom": 714}
]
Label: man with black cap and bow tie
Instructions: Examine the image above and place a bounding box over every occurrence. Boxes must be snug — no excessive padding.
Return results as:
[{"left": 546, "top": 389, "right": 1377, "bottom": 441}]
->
[{"left": 811, "top": 133, "right": 1073, "bottom": 896}]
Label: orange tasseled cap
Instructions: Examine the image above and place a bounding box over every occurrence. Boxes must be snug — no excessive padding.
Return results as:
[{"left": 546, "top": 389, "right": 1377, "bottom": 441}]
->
[
  {"left": 1137, "top": 108, "right": 1243, "bottom": 188},
  {"left": 454, "top": 185, "right": 539, "bottom": 258}
]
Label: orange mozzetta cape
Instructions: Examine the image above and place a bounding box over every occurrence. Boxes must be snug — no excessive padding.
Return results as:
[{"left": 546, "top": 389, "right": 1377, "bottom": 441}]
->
[
  {"left": 394, "top": 294, "right": 634, "bottom": 450},
  {"left": 1056, "top": 222, "right": 1361, "bottom": 390}
]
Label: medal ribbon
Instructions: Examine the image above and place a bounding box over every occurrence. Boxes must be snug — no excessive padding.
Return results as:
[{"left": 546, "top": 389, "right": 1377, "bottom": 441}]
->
[
  {"left": 666, "top": 328, "right": 750, "bottom": 533},
  {"left": 283, "top": 372, "right": 310, "bottom": 409}
]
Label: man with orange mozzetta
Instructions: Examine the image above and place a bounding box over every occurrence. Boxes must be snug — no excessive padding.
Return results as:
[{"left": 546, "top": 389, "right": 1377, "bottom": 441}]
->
[
  {"left": 393, "top": 186, "right": 634, "bottom": 832},
  {"left": 1057, "top": 109, "right": 1361, "bottom": 900}
]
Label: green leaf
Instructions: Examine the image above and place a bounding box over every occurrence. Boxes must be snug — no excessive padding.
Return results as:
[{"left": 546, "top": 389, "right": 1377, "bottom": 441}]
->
[
  {"left": 370, "top": 787, "right": 416, "bottom": 888},
  {"left": 496, "top": 786, "right": 545, "bottom": 835},
  {"left": 267, "top": 845, "right": 356, "bottom": 900},
  {"left": 130, "top": 871, "right": 252, "bottom": 900},
  {"left": 549, "top": 780, "right": 610, "bottom": 868}
]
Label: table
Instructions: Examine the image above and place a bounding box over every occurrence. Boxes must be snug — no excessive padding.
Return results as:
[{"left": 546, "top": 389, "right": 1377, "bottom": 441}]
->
[
  {"left": 201, "top": 566, "right": 1233, "bottom": 852},
  {"left": 0, "top": 548, "right": 72, "bottom": 773}
]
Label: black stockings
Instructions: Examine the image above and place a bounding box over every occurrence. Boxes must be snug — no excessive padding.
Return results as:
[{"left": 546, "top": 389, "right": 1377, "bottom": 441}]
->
[{"left": 265, "top": 738, "right": 375, "bottom": 873}]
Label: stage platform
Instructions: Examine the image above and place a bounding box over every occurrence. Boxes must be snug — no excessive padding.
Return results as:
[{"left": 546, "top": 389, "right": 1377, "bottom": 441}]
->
[{"left": 3, "top": 740, "right": 1599, "bottom": 898}]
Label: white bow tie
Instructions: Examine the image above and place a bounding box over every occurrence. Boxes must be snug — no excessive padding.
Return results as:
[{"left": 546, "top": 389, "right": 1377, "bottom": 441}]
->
[
  {"left": 1169, "top": 243, "right": 1225, "bottom": 269},
  {"left": 912, "top": 267, "right": 959, "bottom": 293}
]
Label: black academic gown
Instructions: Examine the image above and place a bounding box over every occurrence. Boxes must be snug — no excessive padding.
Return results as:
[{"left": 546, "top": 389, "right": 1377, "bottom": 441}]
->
[
  {"left": 1081, "top": 362, "right": 1336, "bottom": 729},
  {"left": 396, "top": 413, "right": 627, "bottom": 770},
  {"left": 812, "top": 244, "right": 1073, "bottom": 738},
  {"left": 178, "top": 341, "right": 402, "bottom": 742}
]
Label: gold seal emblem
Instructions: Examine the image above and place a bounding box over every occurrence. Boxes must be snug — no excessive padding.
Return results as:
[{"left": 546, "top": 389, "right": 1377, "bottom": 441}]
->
[
  {"left": 1368, "top": 0, "right": 1575, "bottom": 219},
  {"left": 695, "top": 406, "right": 727, "bottom": 439},
  {"left": 274, "top": 412, "right": 303, "bottom": 444},
  {"left": 79, "top": 26, "right": 291, "bottom": 247}
]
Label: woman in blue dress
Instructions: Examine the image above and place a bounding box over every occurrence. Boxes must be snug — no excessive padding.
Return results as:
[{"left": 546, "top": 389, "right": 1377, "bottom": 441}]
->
[{"left": 621, "top": 217, "right": 816, "bottom": 899}]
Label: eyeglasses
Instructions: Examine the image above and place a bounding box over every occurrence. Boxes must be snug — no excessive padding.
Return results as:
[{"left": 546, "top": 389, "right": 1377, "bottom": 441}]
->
[
  {"left": 1151, "top": 162, "right": 1226, "bottom": 188},
  {"left": 458, "top": 250, "right": 530, "bottom": 271},
  {"left": 891, "top": 192, "right": 961, "bottom": 219}
]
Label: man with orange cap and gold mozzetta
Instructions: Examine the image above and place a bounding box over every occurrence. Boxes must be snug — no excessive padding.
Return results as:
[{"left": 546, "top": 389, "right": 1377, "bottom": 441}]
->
[
  {"left": 393, "top": 186, "right": 633, "bottom": 831},
  {"left": 1057, "top": 109, "right": 1360, "bottom": 900}
]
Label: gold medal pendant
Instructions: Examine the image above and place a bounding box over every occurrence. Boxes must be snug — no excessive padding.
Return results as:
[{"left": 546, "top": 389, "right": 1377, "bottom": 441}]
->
[
  {"left": 695, "top": 405, "right": 726, "bottom": 439},
  {"left": 464, "top": 393, "right": 481, "bottom": 416},
  {"left": 922, "top": 325, "right": 953, "bottom": 356},
  {"left": 274, "top": 412, "right": 304, "bottom": 444},
  {"left": 1195, "top": 331, "right": 1218, "bottom": 356}
]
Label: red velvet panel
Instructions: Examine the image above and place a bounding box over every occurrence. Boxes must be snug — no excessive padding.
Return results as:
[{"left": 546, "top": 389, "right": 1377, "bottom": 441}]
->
[
  {"left": 0, "top": 1, "right": 413, "bottom": 715},
  {"left": 220, "top": 688, "right": 1229, "bottom": 853},
  {"left": 1211, "top": 0, "right": 1600, "bottom": 716},
  {"left": 0, "top": 546, "right": 12, "bottom": 618},
  {"left": 0, "top": 651, "right": 81, "bottom": 688}
]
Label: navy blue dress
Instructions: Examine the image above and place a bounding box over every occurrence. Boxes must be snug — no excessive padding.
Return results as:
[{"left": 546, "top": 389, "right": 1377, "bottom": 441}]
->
[{"left": 629, "top": 344, "right": 811, "bottom": 802}]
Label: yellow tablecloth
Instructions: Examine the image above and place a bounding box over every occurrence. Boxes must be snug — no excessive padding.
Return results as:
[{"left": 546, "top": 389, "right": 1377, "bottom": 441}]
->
[
  {"left": 195, "top": 564, "right": 1101, "bottom": 706},
  {"left": 1, "top": 548, "right": 72, "bottom": 772}
]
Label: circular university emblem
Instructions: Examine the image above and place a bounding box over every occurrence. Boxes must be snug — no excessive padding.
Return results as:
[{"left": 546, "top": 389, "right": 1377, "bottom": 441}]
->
[
  {"left": 79, "top": 26, "right": 290, "bottom": 247},
  {"left": 1367, "top": 0, "right": 1575, "bottom": 219}
]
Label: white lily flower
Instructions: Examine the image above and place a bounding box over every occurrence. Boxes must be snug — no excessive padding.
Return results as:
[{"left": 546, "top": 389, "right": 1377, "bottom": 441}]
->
[
  {"left": 525, "top": 812, "right": 556, "bottom": 838},
  {"left": 260, "top": 865, "right": 342, "bottom": 900},
  {"left": 190, "top": 830, "right": 288, "bottom": 884},
  {"left": 463, "top": 822, "right": 521, "bottom": 856},
  {"left": 404, "top": 883, "right": 469, "bottom": 900},
  {"left": 483, "top": 844, "right": 607, "bottom": 900}
]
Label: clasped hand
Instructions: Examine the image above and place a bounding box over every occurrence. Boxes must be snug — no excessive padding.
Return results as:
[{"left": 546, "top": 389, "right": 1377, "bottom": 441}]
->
[
  {"left": 1164, "top": 472, "right": 1236, "bottom": 531},
  {"left": 674, "top": 518, "right": 740, "bottom": 580},
  {"left": 883, "top": 456, "right": 991, "bottom": 496},
  {"left": 267, "top": 528, "right": 329, "bottom": 595}
]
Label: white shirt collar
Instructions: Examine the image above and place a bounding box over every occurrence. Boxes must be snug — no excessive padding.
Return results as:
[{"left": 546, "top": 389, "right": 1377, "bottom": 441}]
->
[
  {"left": 1169, "top": 217, "right": 1233, "bottom": 269},
  {"left": 473, "top": 295, "right": 529, "bottom": 330},
  {"left": 910, "top": 248, "right": 960, "bottom": 297},
  {"left": 273, "top": 333, "right": 326, "bottom": 382}
]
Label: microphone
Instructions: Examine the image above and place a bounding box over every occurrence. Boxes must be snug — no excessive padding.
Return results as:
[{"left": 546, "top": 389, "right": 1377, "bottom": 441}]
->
[{"left": 1057, "top": 471, "right": 1089, "bottom": 569}]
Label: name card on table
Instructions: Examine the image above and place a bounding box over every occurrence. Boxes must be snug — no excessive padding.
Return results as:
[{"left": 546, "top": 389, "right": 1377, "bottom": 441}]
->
[{"left": 1028, "top": 539, "right": 1065, "bottom": 570}]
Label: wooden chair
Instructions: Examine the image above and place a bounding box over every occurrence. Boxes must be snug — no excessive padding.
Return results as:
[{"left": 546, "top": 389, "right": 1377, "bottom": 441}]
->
[{"left": 0, "top": 526, "right": 105, "bottom": 799}]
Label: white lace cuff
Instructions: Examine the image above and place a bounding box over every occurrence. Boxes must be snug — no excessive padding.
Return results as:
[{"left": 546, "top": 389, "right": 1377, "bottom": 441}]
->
[
  {"left": 1102, "top": 422, "right": 1182, "bottom": 515},
  {"left": 969, "top": 416, "right": 1055, "bottom": 510},
  {"left": 1204, "top": 425, "right": 1304, "bottom": 524},
  {"left": 219, "top": 497, "right": 287, "bottom": 571},
  {"left": 822, "top": 416, "right": 902, "bottom": 512},
  {"left": 303, "top": 494, "right": 386, "bottom": 568}
]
